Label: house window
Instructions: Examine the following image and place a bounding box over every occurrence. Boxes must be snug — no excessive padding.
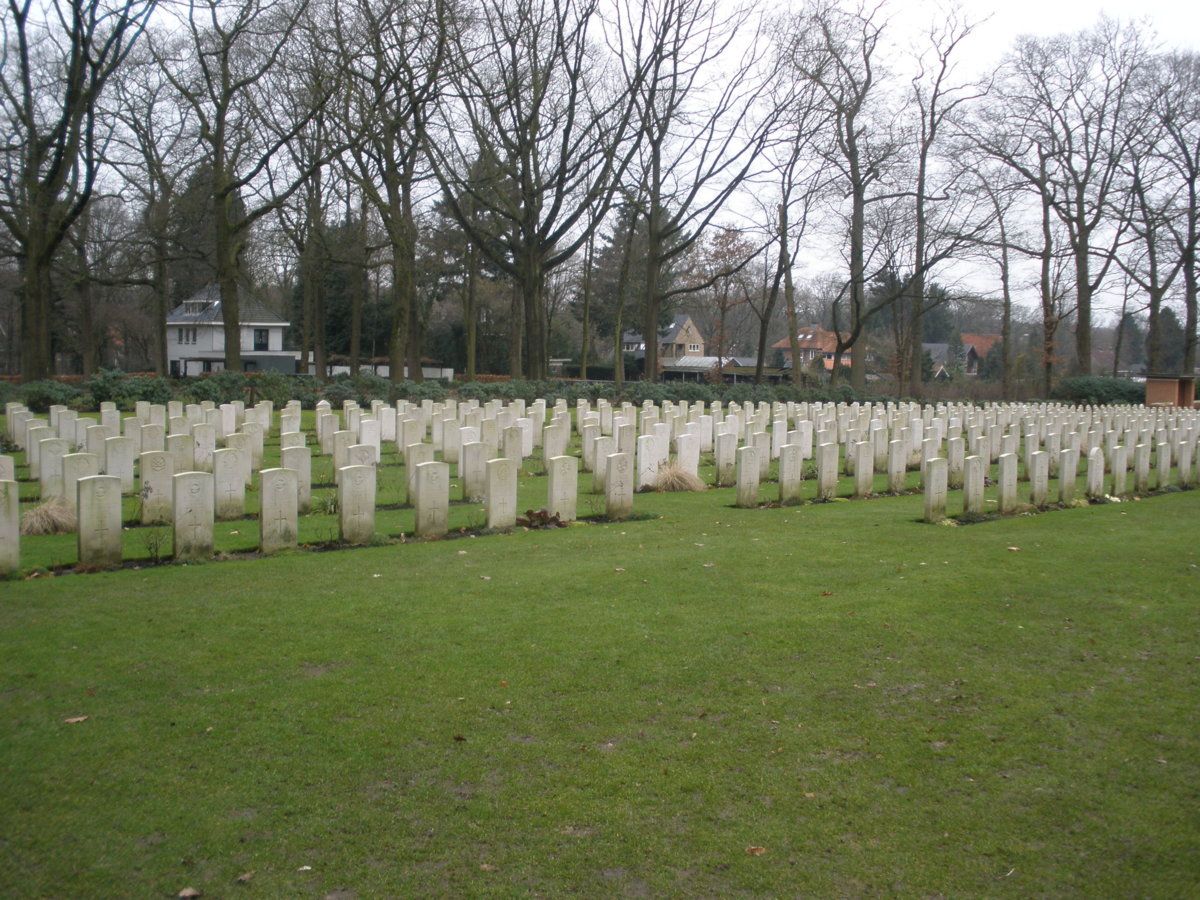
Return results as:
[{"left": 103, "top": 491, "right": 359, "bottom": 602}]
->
[
  {"left": 177, "top": 328, "right": 184, "bottom": 344},
  {"left": 253, "top": 328, "right": 269, "bottom": 351},
  {"left": 190, "top": 328, "right": 197, "bottom": 344},
  {"left": 688, "top": 343, "right": 700, "bottom": 353}
]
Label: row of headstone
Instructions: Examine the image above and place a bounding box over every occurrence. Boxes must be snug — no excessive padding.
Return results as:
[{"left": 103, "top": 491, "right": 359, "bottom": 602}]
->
[{"left": 6, "top": 396, "right": 1198, "bottom": 575}]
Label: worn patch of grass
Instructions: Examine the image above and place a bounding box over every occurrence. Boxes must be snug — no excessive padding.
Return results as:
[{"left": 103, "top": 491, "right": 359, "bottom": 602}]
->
[{"left": 1, "top": 464, "right": 1198, "bottom": 895}]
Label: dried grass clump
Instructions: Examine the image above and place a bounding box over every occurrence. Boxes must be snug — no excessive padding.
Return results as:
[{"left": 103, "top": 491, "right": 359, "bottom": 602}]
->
[
  {"left": 21, "top": 497, "right": 76, "bottom": 535},
  {"left": 654, "top": 463, "right": 706, "bottom": 493}
]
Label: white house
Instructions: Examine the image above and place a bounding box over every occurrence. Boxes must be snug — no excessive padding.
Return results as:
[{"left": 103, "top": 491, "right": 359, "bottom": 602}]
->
[{"left": 166, "top": 286, "right": 298, "bottom": 376}]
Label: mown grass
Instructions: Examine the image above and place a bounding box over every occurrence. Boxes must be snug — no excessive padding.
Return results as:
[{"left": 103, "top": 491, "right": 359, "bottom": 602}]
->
[{"left": 1, "top": 413, "right": 1198, "bottom": 896}]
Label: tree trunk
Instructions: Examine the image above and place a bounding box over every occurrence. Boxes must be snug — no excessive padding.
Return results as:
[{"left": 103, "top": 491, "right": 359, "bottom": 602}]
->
[
  {"left": 407, "top": 288, "right": 424, "bottom": 382},
  {"left": 153, "top": 232, "right": 170, "bottom": 376},
  {"left": 349, "top": 259, "right": 363, "bottom": 375},
  {"left": 642, "top": 230, "right": 662, "bottom": 383},
  {"left": 1073, "top": 217, "right": 1092, "bottom": 375},
  {"left": 1183, "top": 199, "right": 1198, "bottom": 376},
  {"left": 848, "top": 192, "right": 867, "bottom": 392},
  {"left": 464, "top": 243, "right": 478, "bottom": 381},
  {"left": 314, "top": 271, "right": 327, "bottom": 382},
  {"left": 75, "top": 226, "right": 97, "bottom": 377},
  {"left": 580, "top": 231, "right": 593, "bottom": 379},
  {"left": 781, "top": 207, "right": 803, "bottom": 384},
  {"left": 508, "top": 280, "right": 523, "bottom": 377},
  {"left": 213, "top": 172, "right": 243, "bottom": 373},
  {"left": 20, "top": 228, "right": 54, "bottom": 382},
  {"left": 1112, "top": 299, "right": 1127, "bottom": 378},
  {"left": 1146, "top": 288, "right": 1164, "bottom": 373},
  {"left": 521, "top": 253, "right": 546, "bottom": 381},
  {"left": 998, "top": 221, "right": 1013, "bottom": 400},
  {"left": 1038, "top": 161, "right": 1055, "bottom": 396}
]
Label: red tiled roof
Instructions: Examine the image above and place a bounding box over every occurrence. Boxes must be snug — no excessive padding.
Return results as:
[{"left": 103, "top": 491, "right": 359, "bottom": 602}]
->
[
  {"left": 962, "top": 333, "right": 1002, "bottom": 358},
  {"left": 771, "top": 326, "right": 846, "bottom": 353}
]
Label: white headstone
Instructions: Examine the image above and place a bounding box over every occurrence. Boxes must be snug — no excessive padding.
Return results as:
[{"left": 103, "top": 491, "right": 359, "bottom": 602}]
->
[
  {"left": 173, "top": 471, "right": 214, "bottom": 561},
  {"left": 547, "top": 455, "right": 578, "bottom": 522},
  {"left": 604, "top": 452, "right": 634, "bottom": 520},
  {"left": 77, "top": 475, "right": 122, "bottom": 568},
  {"left": 104, "top": 436, "right": 136, "bottom": 494},
  {"left": 816, "top": 442, "right": 838, "bottom": 501},
  {"left": 280, "top": 446, "right": 313, "bottom": 514},
  {"left": 260, "top": 467, "right": 299, "bottom": 554},
  {"left": 735, "top": 446, "right": 760, "bottom": 508},
  {"left": 213, "top": 448, "right": 246, "bottom": 520},
  {"left": 139, "top": 451, "right": 174, "bottom": 525},
  {"left": 61, "top": 452, "right": 100, "bottom": 514},
  {"left": 461, "top": 442, "right": 487, "bottom": 502},
  {"left": 413, "top": 461, "right": 450, "bottom": 538},
  {"left": 963, "top": 455, "right": 985, "bottom": 515},
  {"left": 997, "top": 452, "right": 1018, "bottom": 513},
  {"left": 485, "top": 457, "right": 518, "bottom": 530},
  {"left": 338, "top": 464, "right": 377, "bottom": 545},
  {"left": 924, "top": 457, "right": 947, "bottom": 522},
  {"left": 778, "top": 443, "right": 804, "bottom": 505},
  {"left": 0, "top": 479, "right": 18, "bottom": 576}
]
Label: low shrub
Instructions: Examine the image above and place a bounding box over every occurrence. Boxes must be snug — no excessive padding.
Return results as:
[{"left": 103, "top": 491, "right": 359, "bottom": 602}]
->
[
  {"left": 1052, "top": 376, "right": 1144, "bottom": 405},
  {"left": 181, "top": 371, "right": 251, "bottom": 405},
  {"left": 114, "top": 375, "right": 172, "bottom": 407},
  {"left": 19, "top": 380, "right": 83, "bottom": 412}
]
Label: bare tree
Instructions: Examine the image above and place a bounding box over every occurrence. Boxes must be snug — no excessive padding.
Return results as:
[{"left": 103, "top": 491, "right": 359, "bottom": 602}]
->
[
  {"left": 903, "top": 11, "right": 986, "bottom": 396},
  {"left": 151, "top": 0, "right": 332, "bottom": 372},
  {"left": 1146, "top": 51, "right": 1199, "bottom": 373},
  {"left": 332, "top": 0, "right": 452, "bottom": 383},
  {"left": 108, "top": 42, "right": 197, "bottom": 375},
  {"left": 426, "top": 0, "right": 644, "bottom": 380},
  {"left": 622, "top": 0, "right": 776, "bottom": 381},
  {"left": 981, "top": 19, "right": 1148, "bottom": 378},
  {"left": 0, "top": 0, "right": 156, "bottom": 380},
  {"left": 785, "top": 0, "right": 899, "bottom": 390}
]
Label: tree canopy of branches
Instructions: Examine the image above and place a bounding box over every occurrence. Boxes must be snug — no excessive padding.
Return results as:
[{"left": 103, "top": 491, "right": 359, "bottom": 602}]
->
[{"left": 1, "top": 0, "right": 156, "bottom": 380}]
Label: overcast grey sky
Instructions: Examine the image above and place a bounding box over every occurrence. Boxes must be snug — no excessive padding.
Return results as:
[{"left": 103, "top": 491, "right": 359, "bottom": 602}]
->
[
  {"left": 767, "top": 0, "right": 1199, "bottom": 325},
  {"left": 950, "top": 0, "right": 1200, "bottom": 60}
]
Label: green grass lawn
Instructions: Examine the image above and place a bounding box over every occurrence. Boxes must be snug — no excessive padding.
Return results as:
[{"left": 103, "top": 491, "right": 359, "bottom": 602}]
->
[{"left": 2, "top": 414, "right": 1199, "bottom": 895}]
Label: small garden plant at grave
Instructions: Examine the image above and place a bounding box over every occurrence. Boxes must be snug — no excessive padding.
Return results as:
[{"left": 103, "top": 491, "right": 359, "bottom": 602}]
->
[{"left": 140, "top": 526, "right": 170, "bottom": 564}]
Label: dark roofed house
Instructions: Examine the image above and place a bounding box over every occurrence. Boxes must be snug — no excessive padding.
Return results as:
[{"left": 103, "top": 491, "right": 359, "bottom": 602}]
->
[
  {"left": 622, "top": 314, "right": 706, "bottom": 367},
  {"left": 961, "top": 333, "right": 1002, "bottom": 375},
  {"left": 166, "top": 285, "right": 298, "bottom": 376},
  {"left": 922, "top": 343, "right": 952, "bottom": 380}
]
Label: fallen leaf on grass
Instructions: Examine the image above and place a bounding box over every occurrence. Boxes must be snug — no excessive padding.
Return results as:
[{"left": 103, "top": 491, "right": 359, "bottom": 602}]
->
[
  {"left": 702, "top": 562, "right": 715, "bottom": 568},
  {"left": 235, "top": 871, "right": 254, "bottom": 884},
  {"left": 453, "top": 734, "right": 467, "bottom": 742},
  {"left": 1007, "top": 546, "right": 1021, "bottom": 552},
  {"left": 63, "top": 715, "right": 88, "bottom": 724},
  {"left": 479, "top": 863, "right": 497, "bottom": 872},
  {"left": 746, "top": 846, "right": 767, "bottom": 856},
  {"left": 178, "top": 888, "right": 201, "bottom": 899}
]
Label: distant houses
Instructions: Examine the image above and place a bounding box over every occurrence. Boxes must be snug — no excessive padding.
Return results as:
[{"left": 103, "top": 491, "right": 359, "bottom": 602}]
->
[
  {"left": 166, "top": 286, "right": 298, "bottom": 377},
  {"left": 770, "top": 325, "right": 847, "bottom": 374}
]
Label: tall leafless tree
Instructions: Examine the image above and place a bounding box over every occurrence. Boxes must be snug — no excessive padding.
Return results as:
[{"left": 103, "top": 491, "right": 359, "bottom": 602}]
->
[
  {"left": 0, "top": 0, "right": 156, "bottom": 380},
  {"left": 427, "top": 0, "right": 644, "bottom": 380},
  {"left": 151, "top": 0, "right": 332, "bottom": 372}
]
